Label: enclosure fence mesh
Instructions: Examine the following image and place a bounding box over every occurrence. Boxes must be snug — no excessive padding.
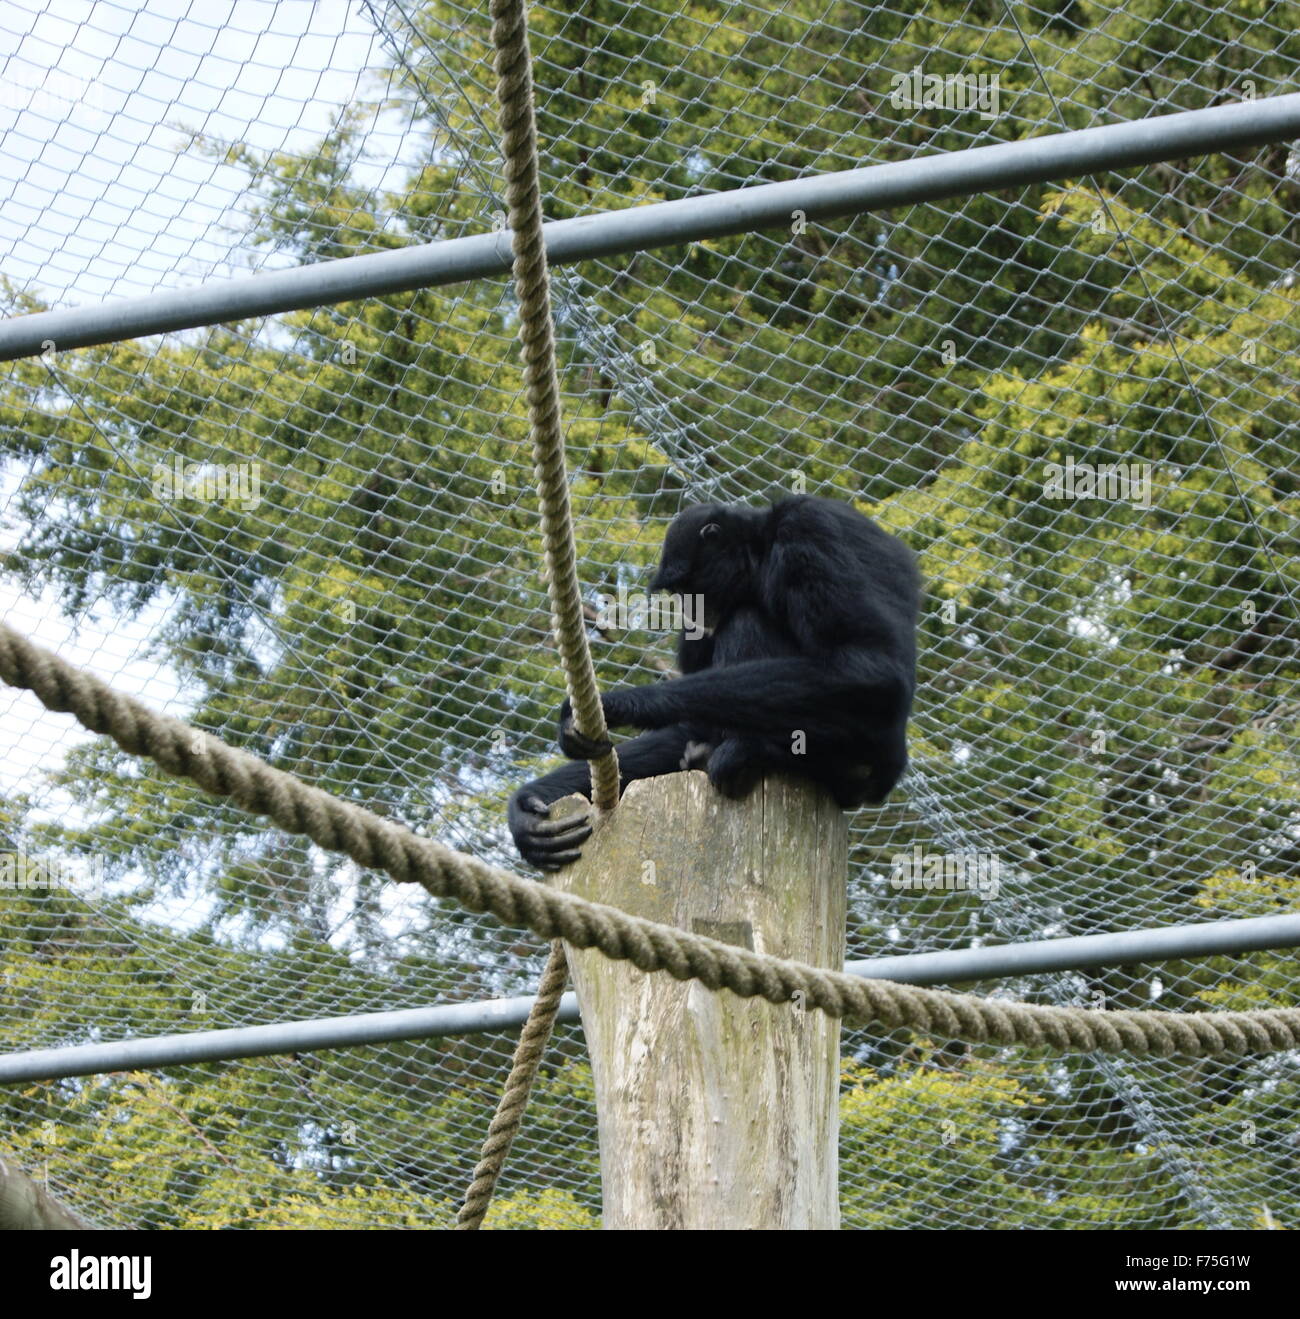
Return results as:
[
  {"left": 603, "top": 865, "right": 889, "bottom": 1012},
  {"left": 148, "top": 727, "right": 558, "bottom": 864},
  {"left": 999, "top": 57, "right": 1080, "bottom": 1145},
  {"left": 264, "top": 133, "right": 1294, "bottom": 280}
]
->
[{"left": 0, "top": 0, "right": 1298, "bottom": 1229}]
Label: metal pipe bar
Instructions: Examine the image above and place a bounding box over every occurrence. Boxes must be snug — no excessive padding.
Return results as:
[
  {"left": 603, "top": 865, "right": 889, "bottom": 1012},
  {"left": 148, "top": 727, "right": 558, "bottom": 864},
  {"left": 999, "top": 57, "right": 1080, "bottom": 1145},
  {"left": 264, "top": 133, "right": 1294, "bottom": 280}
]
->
[
  {"left": 4, "top": 94, "right": 1300, "bottom": 361},
  {"left": 844, "top": 911, "right": 1300, "bottom": 985},
  {"left": 3, "top": 913, "right": 1296, "bottom": 1083},
  {"left": 0, "top": 994, "right": 581, "bottom": 1085}
]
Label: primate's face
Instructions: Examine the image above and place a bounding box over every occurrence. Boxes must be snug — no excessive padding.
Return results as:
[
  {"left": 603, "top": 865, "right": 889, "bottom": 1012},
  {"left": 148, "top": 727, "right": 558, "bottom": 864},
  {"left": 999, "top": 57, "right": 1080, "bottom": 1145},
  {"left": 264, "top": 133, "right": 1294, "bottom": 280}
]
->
[
  {"left": 649, "top": 504, "right": 755, "bottom": 626},
  {"left": 649, "top": 504, "right": 724, "bottom": 591}
]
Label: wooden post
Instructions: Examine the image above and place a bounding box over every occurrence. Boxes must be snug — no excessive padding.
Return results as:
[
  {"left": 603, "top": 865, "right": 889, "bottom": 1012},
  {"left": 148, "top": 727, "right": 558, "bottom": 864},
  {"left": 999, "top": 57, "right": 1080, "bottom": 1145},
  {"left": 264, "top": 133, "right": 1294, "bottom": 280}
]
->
[
  {"left": 554, "top": 771, "right": 847, "bottom": 1230},
  {"left": 0, "top": 1156, "right": 98, "bottom": 1229}
]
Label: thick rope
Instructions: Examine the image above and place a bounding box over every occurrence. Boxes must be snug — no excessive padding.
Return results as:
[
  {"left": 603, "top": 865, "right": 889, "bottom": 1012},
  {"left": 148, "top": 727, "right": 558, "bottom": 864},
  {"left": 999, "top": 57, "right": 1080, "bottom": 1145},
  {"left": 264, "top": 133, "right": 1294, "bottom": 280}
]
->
[
  {"left": 4, "top": 619, "right": 1300, "bottom": 1060},
  {"left": 490, "top": 0, "right": 618, "bottom": 814},
  {"left": 452, "top": 0, "right": 623, "bottom": 1229},
  {"left": 455, "top": 939, "right": 569, "bottom": 1229}
]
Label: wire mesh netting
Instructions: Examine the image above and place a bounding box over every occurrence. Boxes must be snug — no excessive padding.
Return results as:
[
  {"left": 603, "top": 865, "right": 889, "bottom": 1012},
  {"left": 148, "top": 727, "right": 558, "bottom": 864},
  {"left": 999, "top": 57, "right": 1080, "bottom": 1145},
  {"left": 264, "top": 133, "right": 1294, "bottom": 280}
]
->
[{"left": 1, "top": 0, "right": 1298, "bottom": 1229}]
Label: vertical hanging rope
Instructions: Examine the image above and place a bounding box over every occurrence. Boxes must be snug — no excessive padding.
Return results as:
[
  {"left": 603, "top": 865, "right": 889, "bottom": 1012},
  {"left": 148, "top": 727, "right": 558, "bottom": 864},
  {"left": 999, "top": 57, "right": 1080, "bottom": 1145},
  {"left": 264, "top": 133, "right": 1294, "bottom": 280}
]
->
[
  {"left": 454, "top": 938, "right": 570, "bottom": 1228},
  {"left": 487, "top": 0, "right": 619, "bottom": 813},
  {"left": 457, "top": 0, "right": 620, "bottom": 1229}
]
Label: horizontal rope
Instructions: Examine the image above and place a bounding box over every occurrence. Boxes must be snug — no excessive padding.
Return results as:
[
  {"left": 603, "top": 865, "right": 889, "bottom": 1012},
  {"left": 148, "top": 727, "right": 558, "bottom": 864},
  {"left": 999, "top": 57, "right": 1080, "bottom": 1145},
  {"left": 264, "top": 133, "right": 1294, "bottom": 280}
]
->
[{"left": 3, "top": 619, "right": 1299, "bottom": 1059}]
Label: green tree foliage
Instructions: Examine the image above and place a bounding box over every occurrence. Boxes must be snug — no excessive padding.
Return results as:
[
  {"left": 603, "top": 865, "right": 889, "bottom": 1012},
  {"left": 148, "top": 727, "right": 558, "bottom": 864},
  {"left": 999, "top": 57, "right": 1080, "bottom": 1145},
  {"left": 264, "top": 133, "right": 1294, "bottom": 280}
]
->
[{"left": 1, "top": 0, "right": 1297, "bottom": 1228}]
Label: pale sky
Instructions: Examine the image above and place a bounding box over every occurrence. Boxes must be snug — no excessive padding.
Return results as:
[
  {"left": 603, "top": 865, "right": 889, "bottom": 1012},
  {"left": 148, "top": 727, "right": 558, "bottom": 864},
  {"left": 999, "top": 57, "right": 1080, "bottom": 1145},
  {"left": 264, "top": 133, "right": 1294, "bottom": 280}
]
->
[
  {"left": 0, "top": 0, "right": 411, "bottom": 799},
  {"left": 0, "top": 0, "right": 406, "bottom": 306}
]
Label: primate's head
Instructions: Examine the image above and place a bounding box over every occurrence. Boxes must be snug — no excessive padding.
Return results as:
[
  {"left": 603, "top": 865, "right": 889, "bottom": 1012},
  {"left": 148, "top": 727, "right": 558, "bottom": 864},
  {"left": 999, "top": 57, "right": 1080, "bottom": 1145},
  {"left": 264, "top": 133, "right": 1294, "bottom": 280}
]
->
[{"left": 649, "top": 503, "right": 765, "bottom": 626}]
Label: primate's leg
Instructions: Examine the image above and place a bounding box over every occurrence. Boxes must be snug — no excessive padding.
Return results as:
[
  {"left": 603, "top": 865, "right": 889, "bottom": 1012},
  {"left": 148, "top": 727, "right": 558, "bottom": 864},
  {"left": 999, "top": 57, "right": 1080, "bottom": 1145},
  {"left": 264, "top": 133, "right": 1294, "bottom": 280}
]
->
[
  {"left": 702, "top": 732, "right": 897, "bottom": 803},
  {"left": 832, "top": 719, "right": 910, "bottom": 806}
]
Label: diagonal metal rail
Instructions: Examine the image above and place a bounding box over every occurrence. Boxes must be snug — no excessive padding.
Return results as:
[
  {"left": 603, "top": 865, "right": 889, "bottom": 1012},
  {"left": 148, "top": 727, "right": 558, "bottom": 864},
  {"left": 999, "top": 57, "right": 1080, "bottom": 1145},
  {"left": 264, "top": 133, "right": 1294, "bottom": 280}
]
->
[{"left": 3, "top": 94, "right": 1300, "bottom": 360}]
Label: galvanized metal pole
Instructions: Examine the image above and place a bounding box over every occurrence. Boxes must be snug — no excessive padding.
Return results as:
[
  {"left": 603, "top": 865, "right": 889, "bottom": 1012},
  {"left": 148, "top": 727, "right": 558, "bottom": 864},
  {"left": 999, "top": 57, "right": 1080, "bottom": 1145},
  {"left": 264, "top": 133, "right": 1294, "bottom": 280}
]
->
[
  {"left": 2, "top": 912, "right": 1296, "bottom": 1084},
  {"left": 845, "top": 910, "right": 1300, "bottom": 984},
  {"left": 0, "top": 994, "right": 579, "bottom": 1084},
  {"left": 3, "top": 94, "right": 1300, "bottom": 360}
]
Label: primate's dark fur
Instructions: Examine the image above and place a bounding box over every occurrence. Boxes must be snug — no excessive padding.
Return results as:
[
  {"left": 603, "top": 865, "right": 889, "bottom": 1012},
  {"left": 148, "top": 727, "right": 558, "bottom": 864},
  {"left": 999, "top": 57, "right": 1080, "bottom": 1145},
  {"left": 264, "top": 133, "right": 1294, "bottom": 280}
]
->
[{"left": 508, "top": 495, "right": 919, "bottom": 870}]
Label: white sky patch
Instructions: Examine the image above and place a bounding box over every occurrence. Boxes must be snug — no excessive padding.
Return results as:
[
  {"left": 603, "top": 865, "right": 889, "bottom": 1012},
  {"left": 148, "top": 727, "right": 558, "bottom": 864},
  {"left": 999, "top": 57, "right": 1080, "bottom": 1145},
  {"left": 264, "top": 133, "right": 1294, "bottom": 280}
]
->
[
  {"left": 0, "top": 461, "right": 188, "bottom": 805},
  {"left": 0, "top": 580, "right": 182, "bottom": 799},
  {"left": 0, "top": 0, "right": 407, "bottom": 307}
]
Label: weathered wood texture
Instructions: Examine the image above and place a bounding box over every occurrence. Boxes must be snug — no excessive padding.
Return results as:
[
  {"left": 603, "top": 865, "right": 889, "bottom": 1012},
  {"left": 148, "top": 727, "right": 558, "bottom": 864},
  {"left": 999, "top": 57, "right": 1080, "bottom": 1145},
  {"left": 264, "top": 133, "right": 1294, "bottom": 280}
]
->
[
  {"left": 554, "top": 771, "right": 847, "bottom": 1230},
  {"left": 0, "top": 1155, "right": 97, "bottom": 1229}
]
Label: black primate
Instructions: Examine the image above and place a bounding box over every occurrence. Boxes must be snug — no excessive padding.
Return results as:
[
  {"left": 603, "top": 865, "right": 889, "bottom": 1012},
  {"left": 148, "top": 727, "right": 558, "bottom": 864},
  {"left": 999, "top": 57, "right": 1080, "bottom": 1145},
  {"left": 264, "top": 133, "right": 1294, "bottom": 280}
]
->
[{"left": 508, "top": 495, "right": 920, "bottom": 870}]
